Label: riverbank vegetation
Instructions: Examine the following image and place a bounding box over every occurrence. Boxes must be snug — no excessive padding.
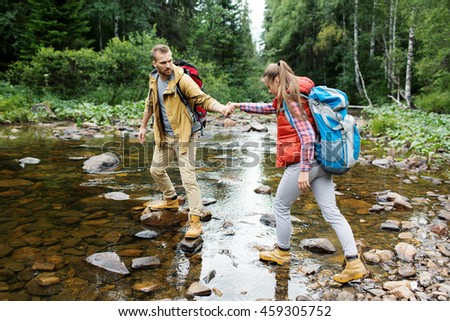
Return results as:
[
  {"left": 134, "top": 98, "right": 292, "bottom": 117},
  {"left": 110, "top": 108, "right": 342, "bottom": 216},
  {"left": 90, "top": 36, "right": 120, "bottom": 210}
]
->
[{"left": 0, "top": 0, "right": 449, "bottom": 158}]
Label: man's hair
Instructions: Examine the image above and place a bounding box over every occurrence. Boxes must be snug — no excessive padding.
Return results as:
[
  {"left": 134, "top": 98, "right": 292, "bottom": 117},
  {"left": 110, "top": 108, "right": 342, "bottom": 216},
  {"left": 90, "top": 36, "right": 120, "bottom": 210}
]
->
[{"left": 151, "top": 44, "right": 171, "bottom": 61}]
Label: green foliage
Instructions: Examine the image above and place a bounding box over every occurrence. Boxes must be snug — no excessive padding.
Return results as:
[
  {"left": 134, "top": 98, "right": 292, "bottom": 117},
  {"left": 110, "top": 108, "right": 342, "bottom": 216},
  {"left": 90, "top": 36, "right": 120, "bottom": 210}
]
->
[
  {"left": 415, "top": 91, "right": 450, "bottom": 114},
  {"left": 0, "top": 82, "right": 35, "bottom": 123},
  {"left": 363, "top": 105, "right": 450, "bottom": 155}
]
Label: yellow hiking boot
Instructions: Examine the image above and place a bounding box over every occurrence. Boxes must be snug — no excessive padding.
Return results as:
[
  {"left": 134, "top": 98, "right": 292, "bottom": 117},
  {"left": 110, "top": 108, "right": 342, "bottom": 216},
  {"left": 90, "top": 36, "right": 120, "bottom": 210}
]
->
[
  {"left": 185, "top": 215, "right": 203, "bottom": 239},
  {"left": 148, "top": 198, "right": 179, "bottom": 211},
  {"left": 259, "top": 245, "right": 290, "bottom": 265},
  {"left": 333, "top": 257, "right": 369, "bottom": 283}
]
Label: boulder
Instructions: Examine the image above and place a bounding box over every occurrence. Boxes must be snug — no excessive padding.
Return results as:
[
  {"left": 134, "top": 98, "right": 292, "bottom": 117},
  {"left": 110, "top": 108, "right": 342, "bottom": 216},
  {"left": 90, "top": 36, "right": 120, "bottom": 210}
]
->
[
  {"left": 300, "top": 238, "right": 336, "bottom": 254},
  {"left": 82, "top": 152, "right": 120, "bottom": 173}
]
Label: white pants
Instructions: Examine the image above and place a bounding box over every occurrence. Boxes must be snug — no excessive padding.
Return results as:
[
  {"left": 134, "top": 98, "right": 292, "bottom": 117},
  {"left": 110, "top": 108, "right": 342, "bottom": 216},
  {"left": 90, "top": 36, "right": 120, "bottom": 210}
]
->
[{"left": 274, "top": 162, "right": 358, "bottom": 257}]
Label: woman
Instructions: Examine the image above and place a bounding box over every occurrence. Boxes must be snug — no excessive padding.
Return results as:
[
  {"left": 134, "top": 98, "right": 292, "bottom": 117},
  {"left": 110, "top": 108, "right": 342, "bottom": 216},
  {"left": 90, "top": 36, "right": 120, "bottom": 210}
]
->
[{"left": 227, "top": 60, "right": 368, "bottom": 283}]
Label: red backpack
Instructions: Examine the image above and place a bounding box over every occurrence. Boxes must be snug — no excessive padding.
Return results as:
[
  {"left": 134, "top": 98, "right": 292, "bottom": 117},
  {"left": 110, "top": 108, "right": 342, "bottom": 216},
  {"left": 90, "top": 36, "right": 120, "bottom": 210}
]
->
[{"left": 174, "top": 59, "right": 208, "bottom": 134}]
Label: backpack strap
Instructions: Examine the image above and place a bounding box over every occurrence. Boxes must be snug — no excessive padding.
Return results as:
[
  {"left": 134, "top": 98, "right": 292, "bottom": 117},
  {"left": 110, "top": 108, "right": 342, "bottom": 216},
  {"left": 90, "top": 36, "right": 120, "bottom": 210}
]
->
[{"left": 176, "top": 75, "right": 203, "bottom": 134}]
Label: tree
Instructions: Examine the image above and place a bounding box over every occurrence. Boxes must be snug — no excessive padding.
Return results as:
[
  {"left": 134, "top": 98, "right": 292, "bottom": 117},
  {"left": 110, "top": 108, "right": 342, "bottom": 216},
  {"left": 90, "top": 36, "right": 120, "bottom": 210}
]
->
[{"left": 20, "top": 0, "right": 91, "bottom": 60}]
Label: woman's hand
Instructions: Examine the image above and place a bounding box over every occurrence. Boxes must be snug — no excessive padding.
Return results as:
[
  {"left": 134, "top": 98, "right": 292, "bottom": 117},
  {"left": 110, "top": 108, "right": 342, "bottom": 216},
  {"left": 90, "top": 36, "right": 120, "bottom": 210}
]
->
[{"left": 298, "top": 171, "right": 310, "bottom": 191}]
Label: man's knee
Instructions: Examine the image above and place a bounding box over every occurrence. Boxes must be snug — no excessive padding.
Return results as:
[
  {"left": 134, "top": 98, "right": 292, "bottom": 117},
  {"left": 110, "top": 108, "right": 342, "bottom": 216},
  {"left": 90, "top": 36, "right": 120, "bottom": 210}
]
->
[{"left": 150, "top": 165, "right": 164, "bottom": 178}]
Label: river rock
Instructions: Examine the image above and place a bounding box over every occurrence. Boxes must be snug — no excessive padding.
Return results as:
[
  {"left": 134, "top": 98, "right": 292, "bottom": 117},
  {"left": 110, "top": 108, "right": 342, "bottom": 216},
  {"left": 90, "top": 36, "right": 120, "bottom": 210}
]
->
[
  {"left": 32, "top": 262, "right": 55, "bottom": 271},
  {"left": 134, "top": 229, "right": 158, "bottom": 239},
  {"left": 436, "top": 243, "right": 450, "bottom": 257},
  {"left": 104, "top": 192, "right": 130, "bottom": 200},
  {"left": 249, "top": 122, "right": 268, "bottom": 132},
  {"left": 389, "top": 285, "right": 415, "bottom": 300},
  {"left": 260, "top": 214, "right": 276, "bottom": 227},
  {"left": 36, "top": 275, "right": 61, "bottom": 286},
  {"left": 363, "top": 251, "right": 381, "bottom": 264},
  {"left": 0, "top": 244, "right": 13, "bottom": 258},
  {"left": 224, "top": 118, "right": 236, "bottom": 128},
  {"left": 398, "top": 231, "right": 414, "bottom": 240},
  {"left": 438, "top": 210, "right": 450, "bottom": 221},
  {"left": 26, "top": 279, "right": 62, "bottom": 296},
  {"left": 382, "top": 280, "right": 415, "bottom": 291},
  {"left": 395, "top": 242, "right": 417, "bottom": 262},
  {"left": 180, "top": 237, "right": 204, "bottom": 256},
  {"left": 185, "top": 282, "right": 212, "bottom": 298},
  {"left": 393, "top": 198, "right": 413, "bottom": 210},
  {"left": 398, "top": 266, "right": 416, "bottom": 278},
  {"left": 203, "top": 270, "right": 216, "bottom": 284},
  {"left": 18, "top": 157, "right": 41, "bottom": 168},
  {"left": 418, "top": 271, "right": 433, "bottom": 287},
  {"left": 372, "top": 158, "right": 393, "bottom": 168},
  {"left": 140, "top": 208, "right": 188, "bottom": 227},
  {"left": 0, "top": 178, "right": 34, "bottom": 188},
  {"left": 132, "top": 281, "right": 163, "bottom": 293},
  {"left": 381, "top": 220, "right": 401, "bottom": 231},
  {"left": 300, "top": 238, "right": 336, "bottom": 254},
  {"left": 82, "top": 152, "right": 120, "bottom": 173},
  {"left": 131, "top": 256, "right": 160, "bottom": 270},
  {"left": 85, "top": 252, "right": 130, "bottom": 275},
  {"left": 254, "top": 185, "right": 272, "bottom": 194}
]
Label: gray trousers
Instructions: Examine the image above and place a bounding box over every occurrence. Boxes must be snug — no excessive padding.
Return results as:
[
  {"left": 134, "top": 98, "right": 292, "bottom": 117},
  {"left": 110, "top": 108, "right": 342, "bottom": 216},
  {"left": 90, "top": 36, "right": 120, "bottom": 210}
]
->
[{"left": 274, "top": 162, "right": 358, "bottom": 257}]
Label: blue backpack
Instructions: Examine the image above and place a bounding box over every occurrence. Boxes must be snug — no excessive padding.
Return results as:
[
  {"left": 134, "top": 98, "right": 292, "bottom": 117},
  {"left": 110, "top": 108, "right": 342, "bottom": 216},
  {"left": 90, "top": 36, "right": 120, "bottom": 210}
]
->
[{"left": 305, "top": 86, "right": 361, "bottom": 175}]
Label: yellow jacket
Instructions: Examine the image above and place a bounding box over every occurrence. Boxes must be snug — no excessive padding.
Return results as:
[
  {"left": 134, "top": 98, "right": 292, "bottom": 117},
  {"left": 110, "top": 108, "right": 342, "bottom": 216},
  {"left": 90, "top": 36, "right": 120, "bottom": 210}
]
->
[{"left": 145, "top": 66, "right": 221, "bottom": 152}]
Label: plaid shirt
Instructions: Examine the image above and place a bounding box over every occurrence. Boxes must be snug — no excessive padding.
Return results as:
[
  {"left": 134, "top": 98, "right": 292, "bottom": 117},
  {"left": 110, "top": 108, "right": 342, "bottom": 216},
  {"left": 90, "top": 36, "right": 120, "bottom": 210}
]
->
[{"left": 239, "top": 102, "right": 315, "bottom": 171}]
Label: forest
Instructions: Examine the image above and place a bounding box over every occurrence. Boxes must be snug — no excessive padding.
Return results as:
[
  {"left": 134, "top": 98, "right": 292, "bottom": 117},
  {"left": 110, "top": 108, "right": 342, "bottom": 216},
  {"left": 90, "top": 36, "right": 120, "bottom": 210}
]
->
[{"left": 0, "top": 0, "right": 449, "bottom": 154}]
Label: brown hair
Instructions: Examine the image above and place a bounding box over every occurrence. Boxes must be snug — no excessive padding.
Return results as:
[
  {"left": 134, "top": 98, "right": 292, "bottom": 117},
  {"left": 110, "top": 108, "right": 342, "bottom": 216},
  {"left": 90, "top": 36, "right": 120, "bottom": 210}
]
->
[
  {"left": 262, "top": 60, "right": 305, "bottom": 119},
  {"left": 151, "top": 44, "right": 171, "bottom": 61}
]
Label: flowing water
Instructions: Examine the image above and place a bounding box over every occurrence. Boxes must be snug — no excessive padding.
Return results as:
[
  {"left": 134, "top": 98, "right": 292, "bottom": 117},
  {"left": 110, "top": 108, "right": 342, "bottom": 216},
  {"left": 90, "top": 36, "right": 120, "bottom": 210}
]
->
[{"left": 0, "top": 122, "right": 448, "bottom": 301}]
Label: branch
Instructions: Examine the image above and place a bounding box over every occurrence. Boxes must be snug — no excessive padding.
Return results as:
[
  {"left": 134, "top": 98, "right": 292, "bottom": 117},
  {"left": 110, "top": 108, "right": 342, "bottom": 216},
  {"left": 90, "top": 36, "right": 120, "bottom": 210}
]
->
[{"left": 387, "top": 95, "right": 408, "bottom": 109}]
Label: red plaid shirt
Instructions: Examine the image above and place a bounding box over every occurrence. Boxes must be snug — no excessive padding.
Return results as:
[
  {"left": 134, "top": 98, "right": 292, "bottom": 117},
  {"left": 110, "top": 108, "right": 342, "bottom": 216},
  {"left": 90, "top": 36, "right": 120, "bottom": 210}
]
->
[{"left": 239, "top": 102, "right": 315, "bottom": 171}]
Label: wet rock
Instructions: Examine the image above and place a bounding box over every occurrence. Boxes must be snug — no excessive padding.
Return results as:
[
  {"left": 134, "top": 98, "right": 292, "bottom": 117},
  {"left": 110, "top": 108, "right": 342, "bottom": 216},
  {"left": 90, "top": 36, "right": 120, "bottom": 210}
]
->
[
  {"left": 401, "top": 221, "right": 418, "bottom": 230},
  {"left": 249, "top": 122, "right": 268, "bottom": 132},
  {"left": 203, "top": 270, "right": 216, "bottom": 284},
  {"left": 140, "top": 208, "right": 188, "bottom": 227},
  {"left": 0, "top": 178, "right": 34, "bottom": 188},
  {"left": 395, "top": 242, "right": 417, "bottom": 262},
  {"left": 224, "top": 118, "right": 236, "bottom": 128},
  {"left": 18, "top": 157, "right": 41, "bottom": 168},
  {"left": 26, "top": 279, "right": 63, "bottom": 296},
  {"left": 131, "top": 256, "right": 160, "bottom": 270},
  {"left": 363, "top": 251, "right": 381, "bottom": 264},
  {"left": 429, "top": 221, "right": 448, "bottom": 236},
  {"left": 398, "top": 266, "right": 416, "bottom": 278},
  {"left": 118, "top": 249, "right": 143, "bottom": 257},
  {"left": 85, "top": 252, "right": 130, "bottom": 275},
  {"left": 0, "top": 244, "right": 13, "bottom": 258},
  {"left": 366, "top": 288, "right": 387, "bottom": 297},
  {"left": 212, "top": 288, "right": 223, "bottom": 297},
  {"left": 382, "top": 280, "right": 415, "bottom": 291},
  {"left": 393, "top": 198, "right": 413, "bottom": 210},
  {"left": 336, "top": 290, "right": 355, "bottom": 301},
  {"left": 381, "top": 220, "right": 401, "bottom": 231},
  {"left": 0, "top": 268, "right": 15, "bottom": 281},
  {"left": 36, "top": 274, "right": 61, "bottom": 286},
  {"left": 134, "top": 229, "right": 158, "bottom": 239},
  {"left": 82, "top": 152, "right": 120, "bottom": 173},
  {"left": 260, "top": 214, "right": 276, "bottom": 227},
  {"left": 369, "top": 204, "right": 385, "bottom": 213},
  {"left": 202, "top": 198, "right": 217, "bottom": 206},
  {"left": 300, "top": 238, "right": 336, "bottom": 254},
  {"left": 398, "top": 232, "right": 414, "bottom": 240},
  {"left": 438, "top": 210, "right": 450, "bottom": 221},
  {"left": 132, "top": 281, "right": 163, "bottom": 293},
  {"left": 436, "top": 243, "right": 450, "bottom": 257},
  {"left": 180, "top": 237, "right": 204, "bottom": 256},
  {"left": 104, "top": 191, "right": 130, "bottom": 200},
  {"left": 32, "top": 262, "right": 55, "bottom": 271},
  {"left": 372, "top": 158, "right": 393, "bottom": 168},
  {"left": 185, "top": 282, "right": 212, "bottom": 298},
  {"left": 0, "top": 282, "right": 10, "bottom": 292},
  {"left": 390, "top": 285, "right": 415, "bottom": 300},
  {"left": 299, "top": 264, "right": 322, "bottom": 275},
  {"left": 254, "top": 185, "right": 272, "bottom": 194},
  {"left": 418, "top": 271, "right": 433, "bottom": 287},
  {"left": 296, "top": 295, "right": 313, "bottom": 301}
]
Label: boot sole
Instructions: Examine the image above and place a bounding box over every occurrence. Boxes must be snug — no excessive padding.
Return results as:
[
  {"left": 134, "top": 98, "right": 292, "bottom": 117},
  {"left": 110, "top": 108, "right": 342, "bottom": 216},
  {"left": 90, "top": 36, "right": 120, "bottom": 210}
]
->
[
  {"left": 333, "top": 271, "right": 369, "bottom": 283},
  {"left": 149, "top": 207, "right": 179, "bottom": 212},
  {"left": 259, "top": 256, "right": 290, "bottom": 265}
]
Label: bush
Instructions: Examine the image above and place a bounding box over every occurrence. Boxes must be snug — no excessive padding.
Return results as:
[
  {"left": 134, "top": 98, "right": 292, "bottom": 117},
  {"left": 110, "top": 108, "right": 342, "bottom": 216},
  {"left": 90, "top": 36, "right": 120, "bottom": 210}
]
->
[{"left": 415, "top": 91, "right": 450, "bottom": 114}]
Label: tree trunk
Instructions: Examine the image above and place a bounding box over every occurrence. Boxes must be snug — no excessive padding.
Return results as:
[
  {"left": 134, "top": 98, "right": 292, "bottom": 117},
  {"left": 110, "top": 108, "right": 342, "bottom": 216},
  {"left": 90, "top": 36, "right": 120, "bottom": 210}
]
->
[
  {"left": 369, "top": 0, "right": 377, "bottom": 59},
  {"left": 405, "top": 26, "right": 415, "bottom": 108},
  {"left": 353, "top": 0, "right": 363, "bottom": 96}
]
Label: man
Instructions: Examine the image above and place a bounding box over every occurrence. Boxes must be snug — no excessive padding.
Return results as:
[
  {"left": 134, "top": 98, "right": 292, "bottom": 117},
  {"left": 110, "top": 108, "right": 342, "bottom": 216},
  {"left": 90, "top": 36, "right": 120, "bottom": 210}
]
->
[{"left": 139, "top": 44, "right": 231, "bottom": 239}]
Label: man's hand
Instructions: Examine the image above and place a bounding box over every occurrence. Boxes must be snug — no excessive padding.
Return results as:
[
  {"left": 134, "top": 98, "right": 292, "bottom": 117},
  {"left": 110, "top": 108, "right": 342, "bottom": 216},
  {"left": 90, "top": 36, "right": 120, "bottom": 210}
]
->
[
  {"left": 138, "top": 127, "right": 147, "bottom": 143},
  {"left": 217, "top": 104, "right": 234, "bottom": 117}
]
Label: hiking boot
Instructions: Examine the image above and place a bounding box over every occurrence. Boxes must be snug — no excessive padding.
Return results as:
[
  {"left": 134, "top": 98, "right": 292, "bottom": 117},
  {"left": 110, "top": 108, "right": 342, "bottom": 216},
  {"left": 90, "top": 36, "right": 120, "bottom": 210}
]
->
[
  {"left": 148, "top": 198, "right": 179, "bottom": 211},
  {"left": 333, "top": 256, "right": 369, "bottom": 283},
  {"left": 259, "top": 245, "right": 290, "bottom": 265},
  {"left": 185, "top": 215, "right": 203, "bottom": 239}
]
